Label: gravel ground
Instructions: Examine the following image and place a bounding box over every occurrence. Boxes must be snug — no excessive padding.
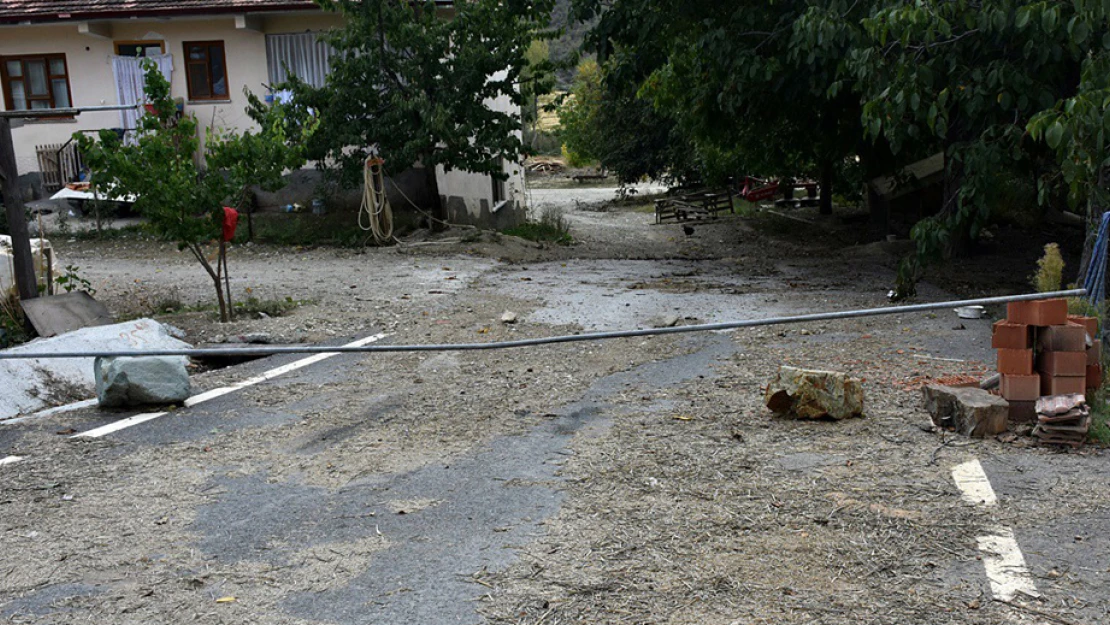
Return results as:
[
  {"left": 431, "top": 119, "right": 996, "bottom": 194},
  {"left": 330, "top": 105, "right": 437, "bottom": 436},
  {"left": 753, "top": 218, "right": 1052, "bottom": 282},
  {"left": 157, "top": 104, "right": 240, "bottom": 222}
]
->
[{"left": 2, "top": 183, "right": 1106, "bottom": 624}]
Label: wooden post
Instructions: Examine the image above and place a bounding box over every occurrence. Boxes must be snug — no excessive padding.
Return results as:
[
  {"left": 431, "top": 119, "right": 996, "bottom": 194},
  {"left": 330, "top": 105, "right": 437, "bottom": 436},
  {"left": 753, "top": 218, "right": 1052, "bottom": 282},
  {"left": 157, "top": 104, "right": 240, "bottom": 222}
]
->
[{"left": 0, "top": 118, "right": 40, "bottom": 313}]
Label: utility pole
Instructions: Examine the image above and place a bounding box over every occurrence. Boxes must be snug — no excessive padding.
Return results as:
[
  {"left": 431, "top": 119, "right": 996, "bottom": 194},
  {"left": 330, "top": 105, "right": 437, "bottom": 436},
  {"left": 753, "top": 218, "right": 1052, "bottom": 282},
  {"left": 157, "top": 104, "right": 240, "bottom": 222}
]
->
[{"left": 0, "top": 117, "right": 39, "bottom": 315}]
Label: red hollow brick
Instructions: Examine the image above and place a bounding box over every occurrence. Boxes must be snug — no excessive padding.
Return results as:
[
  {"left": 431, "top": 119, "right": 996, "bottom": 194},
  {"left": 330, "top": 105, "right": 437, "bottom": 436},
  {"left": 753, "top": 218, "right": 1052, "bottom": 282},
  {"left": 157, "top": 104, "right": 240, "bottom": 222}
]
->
[
  {"left": 1087, "top": 364, "right": 1103, "bottom": 390},
  {"left": 1034, "top": 299, "right": 1069, "bottom": 326},
  {"left": 997, "top": 348, "right": 1034, "bottom": 375},
  {"left": 1007, "top": 301, "right": 1036, "bottom": 324},
  {"left": 1008, "top": 299, "right": 1067, "bottom": 326},
  {"left": 1088, "top": 342, "right": 1102, "bottom": 366},
  {"left": 1040, "top": 374, "right": 1086, "bottom": 397},
  {"left": 1037, "top": 351, "right": 1087, "bottom": 376},
  {"left": 992, "top": 321, "right": 1032, "bottom": 349},
  {"left": 1068, "top": 315, "right": 1099, "bottom": 338},
  {"left": 1037, "top": 323, "right": 1087, "bottom": 352},
  {"left": 1001, "top": 374, "right": 1041, "bottom": 401}
]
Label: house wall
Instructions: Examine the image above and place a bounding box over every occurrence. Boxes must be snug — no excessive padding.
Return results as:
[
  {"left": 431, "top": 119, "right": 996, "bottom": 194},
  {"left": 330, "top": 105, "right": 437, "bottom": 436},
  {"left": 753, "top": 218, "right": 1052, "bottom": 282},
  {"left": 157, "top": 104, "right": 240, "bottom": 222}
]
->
[
  {"left": 437, "top": 71, "right": 528, "bottom": 229},
  {"left": 0, "top": 13, "right": 343, "bottom": 178},
  {"left": 0, "top": 12, "right": 528, "bottom": 228}
]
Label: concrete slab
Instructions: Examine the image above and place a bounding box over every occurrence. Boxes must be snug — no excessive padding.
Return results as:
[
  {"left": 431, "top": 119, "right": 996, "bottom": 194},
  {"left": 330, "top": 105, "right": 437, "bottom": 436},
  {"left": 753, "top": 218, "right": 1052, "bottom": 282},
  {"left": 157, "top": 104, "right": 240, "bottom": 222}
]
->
[{"left": 22, "top": 291, "right": 113, "bottom": 337}]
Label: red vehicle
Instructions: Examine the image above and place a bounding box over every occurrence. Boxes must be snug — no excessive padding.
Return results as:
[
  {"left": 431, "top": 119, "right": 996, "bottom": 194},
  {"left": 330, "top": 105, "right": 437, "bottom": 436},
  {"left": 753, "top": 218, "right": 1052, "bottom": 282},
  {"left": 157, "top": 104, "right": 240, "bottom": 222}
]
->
[
  {"left": 738, "top": 176, "right": 779, "bottom": 203},
  {"left": 738, "top": 176, "right": 819, "bottom": 205}
]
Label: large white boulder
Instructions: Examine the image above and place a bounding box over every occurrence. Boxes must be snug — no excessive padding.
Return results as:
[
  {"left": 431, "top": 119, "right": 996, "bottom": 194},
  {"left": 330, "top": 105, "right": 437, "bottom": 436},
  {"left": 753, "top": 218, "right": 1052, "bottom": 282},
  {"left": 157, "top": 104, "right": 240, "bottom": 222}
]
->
[{"left": 0, "top": 319, "right": 191, "bottom": 420}]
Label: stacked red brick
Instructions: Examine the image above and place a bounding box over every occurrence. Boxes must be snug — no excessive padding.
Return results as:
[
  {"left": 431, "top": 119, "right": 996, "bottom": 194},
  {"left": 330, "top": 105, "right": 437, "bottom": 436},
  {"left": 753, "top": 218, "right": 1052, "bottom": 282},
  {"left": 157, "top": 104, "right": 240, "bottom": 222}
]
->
[{"left": 993, "top": 298, "right": 1102, "bottom": 422}]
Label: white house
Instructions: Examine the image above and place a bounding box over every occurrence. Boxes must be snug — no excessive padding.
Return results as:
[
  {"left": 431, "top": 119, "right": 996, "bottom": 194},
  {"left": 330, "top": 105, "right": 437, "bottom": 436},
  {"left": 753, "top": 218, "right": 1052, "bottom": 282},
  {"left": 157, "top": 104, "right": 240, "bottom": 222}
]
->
[{"left": 0, "top": 0, "right": 527, "bottom": 227}]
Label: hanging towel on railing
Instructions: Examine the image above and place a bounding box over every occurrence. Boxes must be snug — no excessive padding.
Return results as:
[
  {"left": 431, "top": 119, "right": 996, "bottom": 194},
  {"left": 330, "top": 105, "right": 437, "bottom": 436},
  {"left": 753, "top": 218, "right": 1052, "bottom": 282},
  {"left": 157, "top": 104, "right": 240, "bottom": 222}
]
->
[
  {"left": 110, "top": 53, "right": 173, "bottom": 133},
  {"left": 1083, "top": 211, "right": 1110, "bottom": 308}
]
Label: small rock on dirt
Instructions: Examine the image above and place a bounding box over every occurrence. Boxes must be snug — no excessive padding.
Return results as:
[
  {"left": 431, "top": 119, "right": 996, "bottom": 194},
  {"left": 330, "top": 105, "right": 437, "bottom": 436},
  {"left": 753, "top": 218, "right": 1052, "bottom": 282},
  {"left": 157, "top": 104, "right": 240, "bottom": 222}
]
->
[
  {"left": 501, "top": 311, "right": 518, "bottom": 324},
  {"left": 921, "top": 384, "right": 1008, "bottom": 438},
  {"left": 764, "top": 366, "right": 864, "bottom": 420},
  {"left": 654, "top": 314, "right": 681, "bottom": 328},
  {"left": 95, "top": 356, "right": 191, "bottom": 408}
]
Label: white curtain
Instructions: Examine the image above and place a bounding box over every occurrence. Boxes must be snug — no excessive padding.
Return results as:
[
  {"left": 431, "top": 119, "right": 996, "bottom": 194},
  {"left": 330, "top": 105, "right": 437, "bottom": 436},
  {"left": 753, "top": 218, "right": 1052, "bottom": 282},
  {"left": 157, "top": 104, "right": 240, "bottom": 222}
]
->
[{"left": 111, "top": 53, "right": 174, "bottom": 132}]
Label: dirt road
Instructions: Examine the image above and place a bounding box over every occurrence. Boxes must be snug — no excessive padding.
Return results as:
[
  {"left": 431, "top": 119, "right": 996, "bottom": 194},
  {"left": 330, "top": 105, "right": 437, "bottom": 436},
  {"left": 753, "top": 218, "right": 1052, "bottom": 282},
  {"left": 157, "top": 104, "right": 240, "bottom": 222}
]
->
[{"left": 1, "top": 189, "right": 1107, "bottom": 624}]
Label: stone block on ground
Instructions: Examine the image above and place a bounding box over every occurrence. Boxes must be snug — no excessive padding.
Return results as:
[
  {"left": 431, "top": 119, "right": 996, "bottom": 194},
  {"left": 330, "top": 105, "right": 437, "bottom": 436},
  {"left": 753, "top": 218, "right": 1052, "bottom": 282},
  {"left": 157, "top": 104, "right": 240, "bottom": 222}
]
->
[
  {"left": 95, "top": 356, "right": 192, "bottom": 408},
  {"left": 764, "top": 366, "right": 864, "bottom": 420},
  {"left": 922, "top": 384, "right": 1009, "bottom": 438}
]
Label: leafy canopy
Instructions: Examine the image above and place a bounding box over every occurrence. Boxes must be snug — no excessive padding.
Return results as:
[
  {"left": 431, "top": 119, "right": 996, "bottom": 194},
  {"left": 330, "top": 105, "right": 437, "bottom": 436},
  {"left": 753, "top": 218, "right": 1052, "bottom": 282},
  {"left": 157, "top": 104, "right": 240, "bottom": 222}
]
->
[
  {"left": 571, "top": 0, "right": 1109, "bottom": 294},
  {"left": 289, "top": 0, "right": 557, "bottom": 194}
]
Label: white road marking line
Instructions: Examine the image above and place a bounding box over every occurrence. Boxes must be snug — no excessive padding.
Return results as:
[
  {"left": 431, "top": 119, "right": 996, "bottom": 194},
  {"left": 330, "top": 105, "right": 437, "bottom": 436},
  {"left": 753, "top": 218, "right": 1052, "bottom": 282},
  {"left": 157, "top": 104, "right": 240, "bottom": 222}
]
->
[
  {"left": 977, "top": 527, "right": 1041, "bottom": 601},
  {"left": 951, "top": 459, "right": 998, "bottom": 506},
  {"left": 4, "top": 399, "right": 99, "bottom": 425},
  {"left": 72, "top": 333, "right": 388, "bottom": 439},
  {"left": 0, "top": 455, "right": 23, "bottom": 466},
  {"left": 951, "top": 459, "right": 1041, "bottom": 602},
  {"left": 74, "top": 411, "right": 169, "bottom": 439}
]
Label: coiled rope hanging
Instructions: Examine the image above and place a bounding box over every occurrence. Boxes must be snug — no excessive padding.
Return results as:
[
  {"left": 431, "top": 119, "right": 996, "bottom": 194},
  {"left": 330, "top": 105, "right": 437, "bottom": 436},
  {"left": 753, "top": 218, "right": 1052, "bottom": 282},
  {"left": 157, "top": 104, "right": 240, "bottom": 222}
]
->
[{"left": 359, "top": 156, "right": 394, "bottom": 244}]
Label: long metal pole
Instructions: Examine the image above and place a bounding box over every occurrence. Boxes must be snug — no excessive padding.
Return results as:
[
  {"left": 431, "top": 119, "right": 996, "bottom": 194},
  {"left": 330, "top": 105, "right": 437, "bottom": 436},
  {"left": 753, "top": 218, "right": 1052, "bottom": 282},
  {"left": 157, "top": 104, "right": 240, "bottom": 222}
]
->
[
  {"left": 0, "top": 289, "right": 1085, "bottom": 360},
  {"left": 0, "top": 117, "right": 39, "bottom": 321},
  {"left": 0, "top": 104, "right": 142, "bottom": 119}
]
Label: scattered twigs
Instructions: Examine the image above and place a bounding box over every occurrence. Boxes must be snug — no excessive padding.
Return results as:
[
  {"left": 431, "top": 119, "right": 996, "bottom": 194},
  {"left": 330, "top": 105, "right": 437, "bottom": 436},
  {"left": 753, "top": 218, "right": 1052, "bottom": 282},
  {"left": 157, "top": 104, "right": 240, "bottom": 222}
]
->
[{"left": 993, "top": 598, "right": 1089, "bottom": 625}]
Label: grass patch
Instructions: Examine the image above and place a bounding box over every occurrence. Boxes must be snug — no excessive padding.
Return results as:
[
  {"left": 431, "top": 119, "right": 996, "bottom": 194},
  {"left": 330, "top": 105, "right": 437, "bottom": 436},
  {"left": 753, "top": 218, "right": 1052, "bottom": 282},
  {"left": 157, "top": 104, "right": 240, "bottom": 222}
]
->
[
  {"left": 1089, "top": 384, "right": 1110, "bottom": 445},
  {"left": 233, "top": 296, "right": 307, "bottom": 318},
  {"left": 502, "top": 207, "right": 572, "bottom": 245},
  {"left": 0, "top": 294, "right": 30, "bottom": 348},
  {"left": 502, "top": 222, "right": 573, "bottom": 245},
  {"left": 238, "top": 213, "right": 374, "bottom": 248},
  {"left": 67, "top": 224, "right": 148, "bottom": 241}
]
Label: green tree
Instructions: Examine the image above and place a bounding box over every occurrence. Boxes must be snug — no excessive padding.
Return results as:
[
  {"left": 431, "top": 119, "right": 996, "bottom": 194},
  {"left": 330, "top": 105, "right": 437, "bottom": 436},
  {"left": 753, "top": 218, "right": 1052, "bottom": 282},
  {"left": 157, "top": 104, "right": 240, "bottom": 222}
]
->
[
  {"left": 1026, "top": 0, "right": 1110, "bottom": 285},
  {"left": 572, "top": 1, "right": 1108, "bottom": 296},
  {"left": 558, "top": 56, "right": 697, "bottom": 184},
  {"left": 288, "top": 0, "right": 556, "bottom": 229},
  {"left": 78, "top": 62, "right": 305, "bottom": 322},
  {"left": 207, "top": 91, "right": 316, "bottom": 241},
  {"left": 848, "top": 1, "right": 1107, "bottom": 296},
  {"left": 571, "top": 0, "right": 876, "bottom": 210}
]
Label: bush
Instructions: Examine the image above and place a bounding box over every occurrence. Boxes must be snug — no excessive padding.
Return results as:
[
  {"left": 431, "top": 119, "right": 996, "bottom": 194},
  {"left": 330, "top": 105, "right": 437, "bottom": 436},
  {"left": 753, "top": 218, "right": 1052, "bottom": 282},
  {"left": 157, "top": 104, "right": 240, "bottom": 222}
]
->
[
  {"left": 502, "top": 207, "right": 572, "bottom": 245},
  {"left": 1032, "top": 243, "right": 1065, "bottom": 293}
]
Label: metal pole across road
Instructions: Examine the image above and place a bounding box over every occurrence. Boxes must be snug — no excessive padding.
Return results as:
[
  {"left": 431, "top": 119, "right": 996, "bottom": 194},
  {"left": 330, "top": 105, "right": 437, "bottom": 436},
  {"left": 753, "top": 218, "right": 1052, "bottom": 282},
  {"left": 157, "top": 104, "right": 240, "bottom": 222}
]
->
[
  {"left": 0, "top": 289, "right": 1086, "bottom": 360},
  {"left": 0, "top": 104, "right": 142, "bottom": 119}
]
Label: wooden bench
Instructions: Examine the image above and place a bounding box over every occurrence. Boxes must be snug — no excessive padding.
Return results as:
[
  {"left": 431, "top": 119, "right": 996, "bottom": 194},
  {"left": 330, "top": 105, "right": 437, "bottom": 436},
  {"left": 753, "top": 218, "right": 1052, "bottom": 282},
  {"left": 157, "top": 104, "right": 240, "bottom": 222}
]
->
[{"left": 654, "top": 188, "right": 734, "bottom": 223}]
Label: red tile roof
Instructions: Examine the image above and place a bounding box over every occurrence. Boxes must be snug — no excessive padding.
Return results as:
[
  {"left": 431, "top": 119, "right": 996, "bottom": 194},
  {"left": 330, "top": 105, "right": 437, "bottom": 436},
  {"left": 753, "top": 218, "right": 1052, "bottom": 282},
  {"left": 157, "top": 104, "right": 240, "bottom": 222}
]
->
[{"left": 0, "top": 1, "right": 320, "bottom": 24}]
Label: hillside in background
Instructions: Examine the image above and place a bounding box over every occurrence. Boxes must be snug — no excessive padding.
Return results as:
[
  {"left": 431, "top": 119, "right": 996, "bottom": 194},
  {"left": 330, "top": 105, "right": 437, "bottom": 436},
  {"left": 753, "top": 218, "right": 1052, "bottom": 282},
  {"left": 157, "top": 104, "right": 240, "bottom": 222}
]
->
[{"left": 548, "top": 0, "right": 592, "bottom": 88}]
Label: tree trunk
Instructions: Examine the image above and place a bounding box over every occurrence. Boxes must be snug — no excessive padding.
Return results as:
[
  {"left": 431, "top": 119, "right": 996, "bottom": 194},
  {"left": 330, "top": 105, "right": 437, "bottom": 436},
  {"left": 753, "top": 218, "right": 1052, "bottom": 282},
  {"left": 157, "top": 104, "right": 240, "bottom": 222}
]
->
[
  {"left": 819, "top": 159, "right": 834, "bottom": 216},
  {"left": 424, "top": 163, "right": 447, "bottom": 232},
  {"left": 190, "top": 243, "right": 229, "bottom": 323},
  {"left": 212, "top": 271, "right": 229, "bottom": 323},
  {"left": 243, "top": 190, "right": 255, "bottom": 243},
  {"left": 220, "top": 239, "right": 233, "bottom": 320},
  {"left": 939, "top": 158, "right": 970, "bottom": 259}
]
